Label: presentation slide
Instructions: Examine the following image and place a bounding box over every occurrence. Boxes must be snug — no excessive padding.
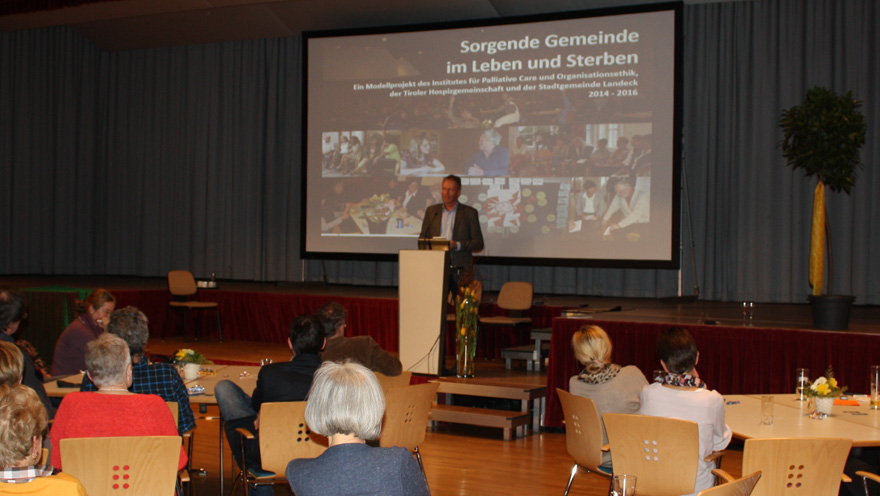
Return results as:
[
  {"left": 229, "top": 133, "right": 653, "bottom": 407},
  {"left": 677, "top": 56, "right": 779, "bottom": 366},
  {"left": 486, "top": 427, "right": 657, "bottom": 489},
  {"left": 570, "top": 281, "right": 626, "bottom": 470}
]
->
[{"left": 302, "top": 4, "right": 681, "bottom": 267}]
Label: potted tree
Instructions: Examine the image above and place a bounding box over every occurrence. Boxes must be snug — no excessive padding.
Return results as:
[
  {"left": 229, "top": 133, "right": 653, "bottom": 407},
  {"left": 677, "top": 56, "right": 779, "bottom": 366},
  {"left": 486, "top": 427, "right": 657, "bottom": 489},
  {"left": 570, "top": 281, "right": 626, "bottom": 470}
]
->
[{"left": 779, "top": 86, "right": 867, "bottom": 330}]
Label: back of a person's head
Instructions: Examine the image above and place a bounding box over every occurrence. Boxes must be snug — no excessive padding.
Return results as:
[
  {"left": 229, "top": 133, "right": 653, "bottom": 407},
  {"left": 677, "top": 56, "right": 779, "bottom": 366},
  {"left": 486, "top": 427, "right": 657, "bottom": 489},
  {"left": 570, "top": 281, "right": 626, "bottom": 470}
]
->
[
  {"left": 0, "top": 288, "right": 26, "bottom": 330},
  {"left": 85, "top": 333, "right": 131, "bottom": 387},
  {"left": 289, "top": 315, "right": 324, "bottom": 355},
  {"left": 656, "top": 327, "right": 698, "bottom": 374},
  {"left": 305, "top": 361, "right": 385, "bottom": 440},
  {"left": 0, "top": 341, "right": 24, "bottom": 386},
  {"left": 0, "top": 383, "right": 47, "bottom": 468},
  {"left": 571, "top": 325, "right": 612, "bottom": 373},
  {"left": 107, "top": 306, "right": 149, "bottom": 356},
  {"left": 314, "top": 302, "right": 347, "bottom": 338}
]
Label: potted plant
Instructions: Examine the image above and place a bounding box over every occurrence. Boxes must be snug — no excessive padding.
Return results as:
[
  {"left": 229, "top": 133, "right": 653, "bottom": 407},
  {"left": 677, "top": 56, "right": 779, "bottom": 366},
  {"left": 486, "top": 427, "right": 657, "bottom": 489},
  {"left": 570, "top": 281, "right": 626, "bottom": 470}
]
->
[{"left": 779, "top": 86, "right": 867, "bottom": 330}]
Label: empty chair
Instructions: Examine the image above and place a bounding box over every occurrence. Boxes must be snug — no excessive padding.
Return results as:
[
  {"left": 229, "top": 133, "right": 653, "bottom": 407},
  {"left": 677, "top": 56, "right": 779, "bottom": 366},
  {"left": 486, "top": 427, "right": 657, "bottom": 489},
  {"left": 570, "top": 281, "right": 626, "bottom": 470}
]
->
[
  {"left": 479, "top": 281, "right": 533, "bottom": 359},
  {"left": 231, "top": 401, "right": 328, "bottom": 495},
  {"left": 60, "top": 436, "right": 183, "bottom": 496},
  {"left": 163, "top": 270, "right": 222, "bottom": 342},
  {"left": 718, "top": 437, "right": 852, "bottom": 496},
  {"left": 556, "top": 388, "right": 613, "bottom": 496},
  {"left": 699, "top": 471, "right": 762, "bottom": 496},
  {"left": 380, "top": 382, "right": 441, "bottom": 473},
  {"left": 603, "top": 413, "right": 701, "bottom": 496}
]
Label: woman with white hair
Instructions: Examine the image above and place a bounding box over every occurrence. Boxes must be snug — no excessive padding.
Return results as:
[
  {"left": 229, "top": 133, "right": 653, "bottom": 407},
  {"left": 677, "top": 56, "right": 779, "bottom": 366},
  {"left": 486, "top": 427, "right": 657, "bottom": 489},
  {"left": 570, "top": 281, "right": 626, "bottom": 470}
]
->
[
  {"left": 49, "top": 333, "right": 186, "bottom": 471},
  {"left": 0, "top": 384, "right": 87, "bottom": 494},
  {"left": 286, "top": 361, "right": 430, "bottom": 496},
  {"left": 569, "top": 325, "right": 647, "bottom": 468}
]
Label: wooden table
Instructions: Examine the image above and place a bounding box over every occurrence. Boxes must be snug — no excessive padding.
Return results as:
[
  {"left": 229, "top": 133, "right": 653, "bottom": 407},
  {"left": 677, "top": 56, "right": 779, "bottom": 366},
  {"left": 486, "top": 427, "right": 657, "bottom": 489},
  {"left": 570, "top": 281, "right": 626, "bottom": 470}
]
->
[
  {"left": 45, "top": 364, "right": 262, "bottom": 495},
  {"left": 725, "top": 394, "right": 880, "bottom": 447}
]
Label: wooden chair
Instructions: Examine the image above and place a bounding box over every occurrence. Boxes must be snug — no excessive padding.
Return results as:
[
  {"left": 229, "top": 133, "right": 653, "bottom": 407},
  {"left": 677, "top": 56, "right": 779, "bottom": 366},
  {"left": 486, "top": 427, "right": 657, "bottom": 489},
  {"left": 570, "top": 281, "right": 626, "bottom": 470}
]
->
[
  {"left": 478, "top": 282, "right": 533, "bottom": 358},
  {"left": 556, "top": 389, "right": 612, "bottom": 496},
  {"left": 379, "top": 382, "right": 440, "bottom": 473},
  {"left": 699, "top": 471, "right": 762, "bottom": 496},
  {"left": 231, "top": 401, "right": 328, "bottom": 496},
  {"left": 163, "top": 270, "right": 222, "bottom": 342},
  {"left": 60, "top": 436, "right": 182, "bottom": 496},
  {"left": 855, "top": 470, "right": 880, "bottom": 496},
  {"left": 375, "top": 370, "right": 413, "bottom": 391},
  {"left": 602, "top": 413, "right": 700, "bottom": 496},
  {"left": 715, "top": 438, "right": 852, "bottom": 496},
  {"left": 166, "top": 401, "right": 194, "bottom": 496}
]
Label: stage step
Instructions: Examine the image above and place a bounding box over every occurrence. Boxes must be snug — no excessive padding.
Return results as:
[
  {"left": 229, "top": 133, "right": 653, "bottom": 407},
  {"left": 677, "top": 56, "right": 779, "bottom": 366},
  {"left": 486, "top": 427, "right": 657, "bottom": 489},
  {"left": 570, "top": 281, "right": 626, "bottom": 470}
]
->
[
  {"left": 501, "top": 327, "right": 552, "bottom": 371},
  {"left": 429, "top": 378, "right": 546, "bottom": 440},
  {"left": 430, "top": 405, "right": 531, "bottom": 441}
]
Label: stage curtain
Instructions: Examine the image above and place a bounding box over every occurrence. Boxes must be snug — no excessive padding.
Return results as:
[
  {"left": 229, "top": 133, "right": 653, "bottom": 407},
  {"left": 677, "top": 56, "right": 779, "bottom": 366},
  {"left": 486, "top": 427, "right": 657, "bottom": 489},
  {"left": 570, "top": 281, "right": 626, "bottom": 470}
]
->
[{"left": 545, "top": 318, "right": 880, "bottom": 428}]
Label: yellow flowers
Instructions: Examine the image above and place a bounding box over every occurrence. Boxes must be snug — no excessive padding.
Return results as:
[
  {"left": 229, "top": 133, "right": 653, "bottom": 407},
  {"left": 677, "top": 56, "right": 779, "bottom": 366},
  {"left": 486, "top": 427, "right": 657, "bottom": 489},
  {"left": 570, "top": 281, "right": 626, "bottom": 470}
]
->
[
  {"left": 806, "top": 366, "right": 847, "bottom": 398},
  {"left": 460, "top": 327, "right": 466, "bottom": 336}
]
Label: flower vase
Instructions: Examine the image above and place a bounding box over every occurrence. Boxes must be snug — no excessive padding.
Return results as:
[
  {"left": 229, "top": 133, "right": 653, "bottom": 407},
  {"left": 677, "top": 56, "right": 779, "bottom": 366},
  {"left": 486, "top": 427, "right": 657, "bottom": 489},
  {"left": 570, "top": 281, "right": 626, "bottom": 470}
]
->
[
  {"left": 183, "top": 363, "right": 201, "bottom": 381},
  {"left": 813, "top": 396, "right": 834, "bottom": 418},
  {"left": 456, "top": 323, "right": 477, "bottom": 378}
]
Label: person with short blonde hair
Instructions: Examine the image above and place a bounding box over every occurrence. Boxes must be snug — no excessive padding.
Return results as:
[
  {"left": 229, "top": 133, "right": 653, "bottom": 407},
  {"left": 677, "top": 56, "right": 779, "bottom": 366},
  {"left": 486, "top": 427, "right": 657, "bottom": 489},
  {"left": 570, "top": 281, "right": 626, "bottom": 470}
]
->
[
  {"left": 0, "top": 341, "right": 24, "bottom": 386},
  {"left": 0, "top": 384, "right": 87, "bottom": 494},
  {"left": 49, "top": 333, "right": 186, "bottom": 471},
  {"left": 569, "top": 325, "right": 647, "bottom": 468},
  {"left": 286, "top": 361, "right": 429, "bottom": 496}
]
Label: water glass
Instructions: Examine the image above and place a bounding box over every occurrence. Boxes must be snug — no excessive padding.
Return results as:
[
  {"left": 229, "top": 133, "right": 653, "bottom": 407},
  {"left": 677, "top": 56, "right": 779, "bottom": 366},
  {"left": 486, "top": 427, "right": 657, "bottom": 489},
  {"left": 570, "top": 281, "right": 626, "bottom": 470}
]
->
[
  {"left": 611, "top": 474, "right": 637, "bottom": 496},
  {"left": 761, "top": 395, "right": 774, "bottom": 425},
  {"left": 870, "top": 366, "right": 880, "bottom": 410},
  {"left": 795, "top": 368, "right": 810, "bottom": 401},
  {"left": 742, "top": 301, "right": 755, "bottom": 325}
]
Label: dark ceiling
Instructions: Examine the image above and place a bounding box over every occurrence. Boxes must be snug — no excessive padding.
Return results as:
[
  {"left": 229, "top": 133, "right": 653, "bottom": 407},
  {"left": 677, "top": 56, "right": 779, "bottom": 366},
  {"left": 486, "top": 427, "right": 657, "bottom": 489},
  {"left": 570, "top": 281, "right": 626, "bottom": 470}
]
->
[{"left": 0, "top": 0, "right": 700, "bottom": 51}]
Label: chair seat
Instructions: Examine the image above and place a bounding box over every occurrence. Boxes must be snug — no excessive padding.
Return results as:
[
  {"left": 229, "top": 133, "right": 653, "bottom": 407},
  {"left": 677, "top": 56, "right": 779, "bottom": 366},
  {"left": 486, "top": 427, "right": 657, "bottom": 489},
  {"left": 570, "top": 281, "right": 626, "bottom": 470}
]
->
[
  {"left": 479, "top": 316, "right": 532, "bottom": 326},
  {"left": 247, "top": 467, "right": 277, "bottom": 479},
  {"left": 170, "top": 301, "right": 218, "bottom": 309}
]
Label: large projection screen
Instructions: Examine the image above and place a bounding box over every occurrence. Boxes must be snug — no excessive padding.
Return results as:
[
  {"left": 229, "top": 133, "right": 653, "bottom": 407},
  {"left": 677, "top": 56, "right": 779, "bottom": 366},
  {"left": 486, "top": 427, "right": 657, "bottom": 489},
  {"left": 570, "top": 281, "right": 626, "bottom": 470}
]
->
[{"left": 302, "top": 3, "right": 682, "bottom": 268}]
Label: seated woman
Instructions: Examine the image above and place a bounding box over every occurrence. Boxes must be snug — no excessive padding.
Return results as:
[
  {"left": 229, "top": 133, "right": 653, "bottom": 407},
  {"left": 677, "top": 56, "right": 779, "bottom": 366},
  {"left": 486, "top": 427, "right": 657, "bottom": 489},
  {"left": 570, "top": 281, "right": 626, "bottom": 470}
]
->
[
  {"left": 638, "top": 327, "right": 731, "bottom": 496},
  {"left": 49, "top": 333, "right": 186, "bottom": 471},
  {"left": 0, "top": 383, "right": 87, "bottom": 494},
  {"left": 400, "top": 133, "right": 445, "bottom": 176},
  {"left": 569, "top": 325, "right": 647, "bottom": 468},
  {"left": 286, "top": 361, "right": 429, "bottom": 496},
  {"left": 52, "top": 288, "right": 115, "bottom": 376}
]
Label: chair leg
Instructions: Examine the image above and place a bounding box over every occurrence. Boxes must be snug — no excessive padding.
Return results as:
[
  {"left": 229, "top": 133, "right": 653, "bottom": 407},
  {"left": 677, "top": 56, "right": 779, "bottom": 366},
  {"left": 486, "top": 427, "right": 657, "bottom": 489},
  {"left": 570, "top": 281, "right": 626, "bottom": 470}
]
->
[
  {"left": 563, "top": 464, "right": 578, "bottom": 496},
  {"left": 414, "top": 446, "right": 424, "bottom": 474},
  {"left": 216, "top": 308, "right": 223, "bottom": 342}
]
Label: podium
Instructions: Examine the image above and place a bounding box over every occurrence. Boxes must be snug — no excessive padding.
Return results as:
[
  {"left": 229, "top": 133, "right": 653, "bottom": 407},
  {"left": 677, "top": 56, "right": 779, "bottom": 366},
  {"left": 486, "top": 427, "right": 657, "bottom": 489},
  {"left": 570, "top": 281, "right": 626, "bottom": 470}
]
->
[{"left": 398, "top": 249, "right": 449, "bottom": 375}]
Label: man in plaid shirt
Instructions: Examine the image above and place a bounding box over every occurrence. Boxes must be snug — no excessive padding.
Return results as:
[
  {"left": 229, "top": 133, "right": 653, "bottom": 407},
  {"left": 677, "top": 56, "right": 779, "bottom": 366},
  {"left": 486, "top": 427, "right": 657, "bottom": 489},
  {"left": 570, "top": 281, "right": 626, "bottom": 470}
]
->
[{"left": 80, "top": 306, "right": 195, "bottom": 434}]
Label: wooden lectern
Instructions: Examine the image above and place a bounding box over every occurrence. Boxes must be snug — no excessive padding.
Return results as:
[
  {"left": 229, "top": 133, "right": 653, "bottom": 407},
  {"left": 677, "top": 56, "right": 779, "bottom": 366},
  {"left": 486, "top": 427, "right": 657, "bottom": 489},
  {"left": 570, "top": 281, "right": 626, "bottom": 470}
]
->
[{"left": 399, "top": 247, "right": 450, "bottom": 375}]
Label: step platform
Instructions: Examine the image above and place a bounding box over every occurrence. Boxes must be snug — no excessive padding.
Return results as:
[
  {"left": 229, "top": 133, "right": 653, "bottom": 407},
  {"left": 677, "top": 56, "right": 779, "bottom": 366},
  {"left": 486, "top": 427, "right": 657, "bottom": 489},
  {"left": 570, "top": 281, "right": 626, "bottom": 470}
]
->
[{"left": 500, "top": 327, "right": 552, "bottom": 371}]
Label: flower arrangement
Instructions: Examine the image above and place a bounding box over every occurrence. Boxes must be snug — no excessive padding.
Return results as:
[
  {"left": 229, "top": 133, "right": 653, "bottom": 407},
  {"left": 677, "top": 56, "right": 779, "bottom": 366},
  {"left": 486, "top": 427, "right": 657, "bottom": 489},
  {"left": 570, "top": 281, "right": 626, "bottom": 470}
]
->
[
  {"left": 806, "top": 366, "right": 847, "bottom": 398},
  {"left": 454, "top": 281, "right": 481, "bottom": 378},
  {"left": 174, "top": 348, "right": 208, "bottom": 365}
]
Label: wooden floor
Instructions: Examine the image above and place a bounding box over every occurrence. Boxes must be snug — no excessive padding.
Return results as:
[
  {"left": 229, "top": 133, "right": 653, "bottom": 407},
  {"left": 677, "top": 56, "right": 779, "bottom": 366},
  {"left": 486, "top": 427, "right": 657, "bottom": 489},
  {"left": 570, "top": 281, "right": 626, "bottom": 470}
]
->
[{"left": 147, "top": 336, "right": 745, "bottom": 496}]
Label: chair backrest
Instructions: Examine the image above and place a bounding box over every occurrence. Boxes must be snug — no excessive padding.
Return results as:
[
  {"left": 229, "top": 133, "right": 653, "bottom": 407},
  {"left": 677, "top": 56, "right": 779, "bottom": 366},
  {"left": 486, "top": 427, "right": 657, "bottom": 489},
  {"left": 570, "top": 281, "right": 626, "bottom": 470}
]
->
[
  {"left": 698, "top": 471, "right": 762, "bottom": 496},
  {"left": 603, "top": 413, "right": 700, "bottom": 496},
  {"left": 167, "top": 270, "right": 197, "bottom": 297},
  {"left": 556, "top": 388, "right": 605, "bottom": 472},
  {"left": 496, "top": 282, "right": 533, "bottom": 311},
  {"left": 61, "top": 436, "right": 181, "bottom": 496},
  {"left": 380, "top": 382, "right": 440, "bottom": 451},
  {"left": 166, "top": 401, "right": 179, "bottom": 427},
  {"left": 258, "top": 402, "right": 328, "bottom": 475},
  {"left": 375, "top": 370, "right": 413, "bottom": 391},
  {"left": 742, "top": 438, "right": 851, "bottom": 496}
]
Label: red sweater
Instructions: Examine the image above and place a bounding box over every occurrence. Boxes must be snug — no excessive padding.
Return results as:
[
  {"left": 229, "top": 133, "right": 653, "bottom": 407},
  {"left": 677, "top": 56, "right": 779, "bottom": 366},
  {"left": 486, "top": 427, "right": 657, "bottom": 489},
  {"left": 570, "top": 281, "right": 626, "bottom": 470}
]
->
[{"left": 49, "top": 392, "right": 187, "bottom": 470}]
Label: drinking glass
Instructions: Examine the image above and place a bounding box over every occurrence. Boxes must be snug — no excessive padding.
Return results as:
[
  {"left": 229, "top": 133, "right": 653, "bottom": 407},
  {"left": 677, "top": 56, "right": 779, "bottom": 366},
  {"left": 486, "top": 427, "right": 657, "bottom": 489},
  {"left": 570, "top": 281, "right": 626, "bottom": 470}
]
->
[
  {"left": 611, "top": 474, "right": 637, "bottom": 496},
  {"left": 652, "top": 370, "right": 664, "bottom": 383},
  {"left": 870, "top": 366, "right": 880, "bottom": 410},
  {"left": 761, "top": 395, "right": 774, "bottom": 425},
  {"left": 742, "top": 301, "right": 755, "bottom": 325},
  {"left": 795, "top": 368, "right": 810, "bottom": 401}
]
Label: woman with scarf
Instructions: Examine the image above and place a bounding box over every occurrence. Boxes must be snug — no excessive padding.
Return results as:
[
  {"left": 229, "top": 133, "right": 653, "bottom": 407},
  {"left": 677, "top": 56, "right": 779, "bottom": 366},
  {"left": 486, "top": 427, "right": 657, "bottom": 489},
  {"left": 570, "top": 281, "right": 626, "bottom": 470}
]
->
[{"left": 568, "top": 325, "right": 647, "bottom": 469}]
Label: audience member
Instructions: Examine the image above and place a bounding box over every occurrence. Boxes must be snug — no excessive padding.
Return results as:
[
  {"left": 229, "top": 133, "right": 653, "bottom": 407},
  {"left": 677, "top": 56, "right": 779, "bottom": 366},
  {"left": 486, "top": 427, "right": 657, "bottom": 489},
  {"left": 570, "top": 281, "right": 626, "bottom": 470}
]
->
[
  {"left": 601, "top": 178, "right": 650, "bottom": 237},
  {"left": 0, "top": 289, "right": 54, "bottom": 417},
  {"left": 286, "top": 361, "right": 430, "bottom": 496},
  {"left": 569, "top": 325, "right": 647, "bottom": 467},
  {"left": 315, "top": 302, "right": 402, "bottom": 377},
  {"left": 79, "top": 306, "right": 195, "bottom": 434},
  {"left": 466, "top": 128, "right": 509, "bottom": 177},
  {"left": 638, "top": 327, "right": 731, "bottom": 496},
  {"left": 0, "top": 341, "right": 23, "bottom": 386},
  {"left": 400, "top": 133, "right": 446, "bottom": 176},
  {"left": 52, "top": 288, "right": 115, "bottom": 376},
  {"left": 0, "top": 384, "right": 87, "bottom": 494},
  {"left": 49, "top": 333, "right": 186, "bottom": 471},
  {"left": 214, "top": 315, "right": 324, "bottom": 496}
]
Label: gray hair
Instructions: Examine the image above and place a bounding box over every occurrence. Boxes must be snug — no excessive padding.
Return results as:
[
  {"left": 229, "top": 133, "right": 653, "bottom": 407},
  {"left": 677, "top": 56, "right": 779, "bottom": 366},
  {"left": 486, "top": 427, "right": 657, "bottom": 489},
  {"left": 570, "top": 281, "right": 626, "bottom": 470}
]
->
[
  {"left": 483, "top": 128, "right": 501, "bottom": 146},
  {"left": 85, "top": 334, "right": 131, "bottom": 388},
  {"left": 305, "top": 361, "right": 385, "bottom": 440},
  {"left": 107, "top": 306, "right": 149, "bottom": 357}
]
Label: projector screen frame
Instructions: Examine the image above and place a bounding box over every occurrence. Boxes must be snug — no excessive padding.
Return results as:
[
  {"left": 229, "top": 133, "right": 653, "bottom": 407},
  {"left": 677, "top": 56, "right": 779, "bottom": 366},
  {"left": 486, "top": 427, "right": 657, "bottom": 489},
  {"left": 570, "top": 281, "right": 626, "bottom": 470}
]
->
[{"left": 301, "top": 2, "right": 684, "bottom": 270}]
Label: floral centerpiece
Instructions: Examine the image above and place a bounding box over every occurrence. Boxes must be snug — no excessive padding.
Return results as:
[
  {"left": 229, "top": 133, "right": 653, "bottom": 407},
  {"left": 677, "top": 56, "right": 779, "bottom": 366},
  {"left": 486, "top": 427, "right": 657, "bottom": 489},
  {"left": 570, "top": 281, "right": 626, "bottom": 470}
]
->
[
  {"left": 454, "top": 281, "right": 481, "bottom": 378},
  {"left": 174, "top": 348, "right": 208, "bottom": 365},
  {"left": 806, "top": 366, "right": 847, "bottom": 419}
]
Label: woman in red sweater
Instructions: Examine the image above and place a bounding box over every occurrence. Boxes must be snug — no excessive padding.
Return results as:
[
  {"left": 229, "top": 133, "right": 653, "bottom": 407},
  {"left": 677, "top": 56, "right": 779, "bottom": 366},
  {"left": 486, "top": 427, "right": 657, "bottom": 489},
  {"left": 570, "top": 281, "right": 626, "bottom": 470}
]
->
[{"left": 50, "top": 333, "right": 186, "bottom": 471}]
